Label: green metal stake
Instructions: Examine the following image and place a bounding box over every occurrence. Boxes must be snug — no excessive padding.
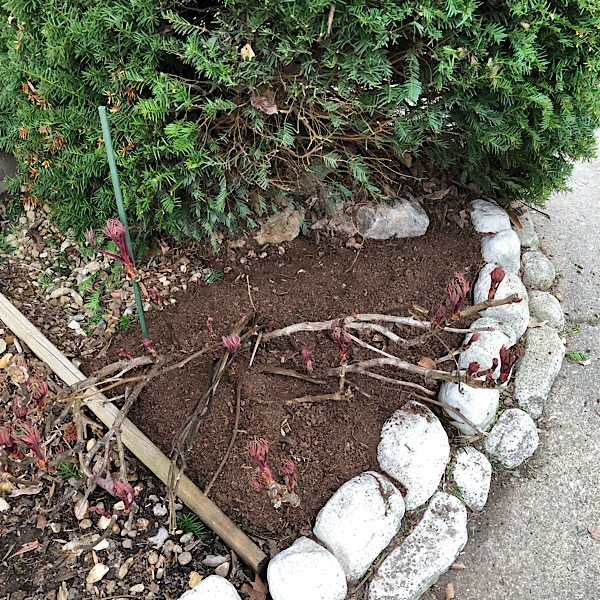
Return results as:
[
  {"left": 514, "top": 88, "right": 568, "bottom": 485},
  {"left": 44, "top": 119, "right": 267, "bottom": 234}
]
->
[{"left": 98, "top": 106, "right": 149, "bottom": 341}]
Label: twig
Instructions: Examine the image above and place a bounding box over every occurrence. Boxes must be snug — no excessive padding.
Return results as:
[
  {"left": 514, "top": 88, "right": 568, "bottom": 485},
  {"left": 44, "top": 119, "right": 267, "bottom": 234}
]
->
[
  {"left": 257, "top": 365, "right": 328, "bottom": 385},
  {"left": 343, "top": 367, "right": 434, "bottom": 396},
  {"left": 204, "top": 380, "right": 242, "bottom": 496},
  {"left": 285, "top": 391, "right": 350, "bottom": 405},
  {"left": 246, "top": 275, "right": 256, "bottom": 312},
  {"left": 249, "top": 331, "right": 262, "bottom": 368}
]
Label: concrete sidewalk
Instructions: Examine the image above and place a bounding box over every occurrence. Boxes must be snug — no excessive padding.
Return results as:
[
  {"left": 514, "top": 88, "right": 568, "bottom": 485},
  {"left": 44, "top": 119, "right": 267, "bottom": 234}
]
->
[{"left": 433, "top": 151, "right": 600, "bottom": 598}]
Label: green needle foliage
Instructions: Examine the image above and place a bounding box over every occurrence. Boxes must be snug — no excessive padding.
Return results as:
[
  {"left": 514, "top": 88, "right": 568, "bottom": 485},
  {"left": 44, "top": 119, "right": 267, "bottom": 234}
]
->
[
  {"left": 176, "top": 512, "right": 206, "bottom": 539},
  {"left": 1, "top": 1, "right": 599, "bottom": 244}
]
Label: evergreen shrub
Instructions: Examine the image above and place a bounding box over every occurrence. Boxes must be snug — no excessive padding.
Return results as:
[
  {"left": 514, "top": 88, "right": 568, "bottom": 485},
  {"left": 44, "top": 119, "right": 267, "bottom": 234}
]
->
[{"left": 1, "top": 1, "right": 599, "bottom": 244}]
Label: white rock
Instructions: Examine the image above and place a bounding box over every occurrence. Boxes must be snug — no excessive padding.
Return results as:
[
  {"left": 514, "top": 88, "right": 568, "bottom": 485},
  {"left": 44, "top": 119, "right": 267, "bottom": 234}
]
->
[
  {"left": 514, "top": 327, "right": 565, "bottom": 419},
  {"left": 86, "top": 563, "right": 109, "bottom": 585},
  {"left": 153, "top": 504, "right": 168, "bottom": 517},
  {"left": 254, "top": 206, "right": 305, "bottom": 246},
  {"left": 473, "top": 263, "right": 529, "bottom": 342},
  {"left": 469, "top": 316, "right": 518, "bottom": 347},
  {"left": 178, "top": 575, "right": 241, "bottom": 600},
  {"left": 368, "top": 492, "right": 467, "bottom": 600},
  {"left": 528, "top": 291, "right": 565, "bottom": 330},
  {"left": 49, "top": 287, "right": 72, "bottom": 299},
  {"left": 267, "top": 537, "right": 347, "bottom": 600},
  {"left": 521, "top": 251, "right": 556, "bottom": 290},
  {"left": 514, "top": 211, "right": 539, "bottom": 249},
  {"left": 470, "top": 199, "right": 510, "bottom": 233},
  {"left": 313, "top": 471, "right": 405, "bottom": 583},
  {"left": 377, "top": 401, "right": 449, "bottom": 510},
  {"left": 0, "top": 497, "right": 9, "bottom": 512},
  {"left": 480, "top": 229, "right": 521, "bottom": 274},
  {"left": 356, "top": 199, "right": 429, "bottom": 239},
  {"left": 438, "top": 381, "right": 499, "bottom": 435},
  {"left": 484, "top": 409, "right": 539, "bottom": 468},
  {"left": 457, "top": 329, "right": 511, "bottom": 379},
  {"left": 452, "top": 447, "right": 492, "bottom": 511},
  {"left": 148, "top": 527, "right": 169, "bottom": 548}
]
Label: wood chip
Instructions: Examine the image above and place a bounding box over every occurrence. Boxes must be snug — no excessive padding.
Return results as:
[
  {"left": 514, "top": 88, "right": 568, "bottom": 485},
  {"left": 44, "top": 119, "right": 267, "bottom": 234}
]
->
[
  {"left": 451, "top": 561, "right": 466, "bottom": 570},
  {"left": 188, "top": 571, "right": 203, "bottom": 588},
  {"left": 85, "top": 563, "right": 109, "bottom": 584},
  {"left": 446, "top": 582, "right": 456, "bottom": 599}
]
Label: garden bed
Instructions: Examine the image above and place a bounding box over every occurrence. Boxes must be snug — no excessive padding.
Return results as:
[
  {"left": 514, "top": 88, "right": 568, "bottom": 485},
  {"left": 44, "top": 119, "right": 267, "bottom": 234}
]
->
[{"left": 90, "top": 226, "right": 483, "bottom": 540}]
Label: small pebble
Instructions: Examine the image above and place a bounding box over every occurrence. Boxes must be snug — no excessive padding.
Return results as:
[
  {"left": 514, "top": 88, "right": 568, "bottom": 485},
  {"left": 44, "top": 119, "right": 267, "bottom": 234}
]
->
[
  {"left": 148, "top": 552, "right": 159, "bottom": 565},
  {"left": 162, "top": 539, "right": 175, "bottom": 556},
  {"left": 122, "top": 539, "right": 133, "bottom": 549},
  {"left": 148, "top": 495, "right": 159, "bottom": 503},
  {"left": 105, "top": 580, "right": 116, "bottom": 594},
  {"left": 79, "top": 519, "right": 92, "bottom": 530},
  {"left": 129, "top": 583, "right": 144, "bottom": 593},
  {"left": 148, "top": 527, "right": 169, "bottom": 548},
  {"left": 178, "top": 552, "right": 193, "bottom": 566},
  {"left": 153, "top": 504, "right": 168, "bottom": 517},
  {"left": 136, "top": 518, "right": 150, "bottom": 531},
  {"left": 156, "top": 568, "right": 164, "bottom": 580},
  {"left": 180, "top": 533, "right": 193, "bottom": 544}
]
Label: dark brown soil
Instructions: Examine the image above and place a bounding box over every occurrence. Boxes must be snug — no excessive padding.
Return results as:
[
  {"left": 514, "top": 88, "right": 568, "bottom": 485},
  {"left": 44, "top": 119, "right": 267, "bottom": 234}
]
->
[{"left": 99, "top": 225, "right": 483, "bottom": 540}]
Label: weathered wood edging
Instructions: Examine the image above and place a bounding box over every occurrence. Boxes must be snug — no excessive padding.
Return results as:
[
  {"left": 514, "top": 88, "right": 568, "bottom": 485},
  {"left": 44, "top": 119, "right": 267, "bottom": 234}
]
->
[{"left": 0, "top": 292, "right": 268, "bottom": 575}]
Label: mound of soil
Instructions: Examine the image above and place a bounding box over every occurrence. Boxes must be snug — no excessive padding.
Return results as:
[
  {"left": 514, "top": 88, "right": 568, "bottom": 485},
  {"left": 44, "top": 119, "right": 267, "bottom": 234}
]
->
[{"left": 100, "top": 225, "right": 482, "bottom": 540}]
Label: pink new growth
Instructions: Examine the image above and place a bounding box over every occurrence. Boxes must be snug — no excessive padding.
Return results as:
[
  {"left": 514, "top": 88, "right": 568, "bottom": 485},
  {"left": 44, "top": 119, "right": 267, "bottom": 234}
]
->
[
  {"left": 248, "top": 437, "right": 274, "bottom": 490},
  {"left": 499, "top": 345, "right": 523, "bottom": 382},
  {"left": 0, "top": 425, "right": 16, "bottom": 454},
  {"left": 18, "top": 422, "right": 46, "bottom": 468},
  {"left": 488, "top": 266, "right": 506, "bottom": 300},
  {"left": 11, "top": 399, "right": 27, "bottom": 420},
  {"left": 301, "top": 348, "right": 313, "bottom": 374},
  {"left": 281, "top": 459, "right": 297, "bottom": 493},
  {"left": 27, "top": 378, "right": 48, "bottom": 407},
  {"left": 465, "top": 361, "right": 480, "bottom": 381},
  {"left": 448, "top": 272, "right": 470, "bottom": 318},
  {"left": 206, "top": 317, "right": 214, "bottom": 333},
  {"left": 142, "top": 338, "right": 157, "bottom": 356},
  {"left": 114, "top": 478, "right": 135, "bottom": 510},
  {"left": 331, "top": 321, "right": 352, "bottom": 362},
  {"left": 85, "top": 219, "right": 135, "bottom": 279},
  {"left": 222, "top": 334, "right": 241, "bottom": 356}
]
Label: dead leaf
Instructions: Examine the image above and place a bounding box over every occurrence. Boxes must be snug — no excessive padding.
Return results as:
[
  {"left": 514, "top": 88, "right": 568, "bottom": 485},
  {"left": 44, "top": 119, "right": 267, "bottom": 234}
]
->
[
  {"left": 265, "top": 538, "right": 281, "bottom": 559},
  {"left": 418, "top": 357, "right": 437, "bottom": 370},
  {"left": 10, "top": 485, "right": 42, "bottom": 497},
  {"left": 399, "top": 151, "right": 412, "bottom": 168},
  {"left": 427, "top": 188, "right": 451, "bottom": 201},
  {"left": 589, "top": 524, "right": 600, "bottom": 541},
  {"left": 446, "top": 582, "right": 455, "bottom": 600},
  {"left": 189, "top": 571, "right": 203, "bottom": 588},
  {"left": 0, "top": 498, "right": 9, "bottom": 512},
  {"left": 250, "top": 95, "right": 278, "bottom": 115},
  {"left": 57, "top": 582, "right": 68, "bottom": 600},
  {"left": 74, "top": 498, "right": 89, "bottom": 520},
  {"left": 508, "top": 212, "right": 523, "bottom": 229},
  {"left": 240, "top": 573, "right": 268, "bottom": 600},
  {"left": 118, "top": 557, "right": 134, "bottom": 579},
  {"left": 86, "top": 563, "right": 109, "bottom": 585},
  {"left": 11, "top": 540, "right": 40, "bottom": 557},
  {"left": 201, "top": 554, "right": 229, "bottom": 567},
  {"left": 36, "top": 514, "right": 48, "bottom": 529},
  {"left": 240, "top": 43, "right": 255, "bottom": 61},
  {"left": 528, "top": 320, "right": 548, "bottom": 328}
]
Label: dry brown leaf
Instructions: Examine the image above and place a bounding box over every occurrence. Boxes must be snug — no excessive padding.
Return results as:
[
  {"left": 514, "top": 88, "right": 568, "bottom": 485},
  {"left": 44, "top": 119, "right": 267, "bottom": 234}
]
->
[
  {"left": 12, "top": 540, "right": 40, "bottom": 557},
  {"left": 451, "top": 561, "right": 466, "bottom": 570},
  {"left": 589, "top": 524, "right": 600, "bottom": 541},
  {"left": 36, "top": 514, "right": 48, "bottom": 529},
  {"left": 399, "top": 151, "right": 413, "bottom": 168},
  {"left": 528, "top": 320, "right": 548, "bottom": 328},
  {"left": 418, "top": 357, "right": 437, "bottom": 370},
  {"left": 508, "top": 212, "right": 523, "bottom": 229},
  {"left": 10, "top": 484, "right": 42, "bottom": 497},
  {"left": 240, "top": 43, "right": 255, "bottom": 61},
  {"left": 57, "top": 582, "right": 68, "bottom": 600},
  {"left": 241, "top": 573, "right": 268, "bottom": 600},
  {"left": 250, "top": 95, "right": 278, "bottom": 115},
  {"left": 446, "top": 582, "right": 456, "bottom": 600},
  {"left": 86, "top": 563, "right": 109, "bottom": 584},
  {"left": 188, "top": 571, "right": 203, "bottom": 588},
  {"left": 427, "top": 188, "right": 451, "bottom": 201}
]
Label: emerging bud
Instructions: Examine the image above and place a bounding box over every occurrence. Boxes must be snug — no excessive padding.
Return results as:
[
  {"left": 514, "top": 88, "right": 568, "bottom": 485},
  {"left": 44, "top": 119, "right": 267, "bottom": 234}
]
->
[
  {"left": 498, "top": 345, "right": 523, "bottom": 383},
  {"left": 281, "top": 459, "right": 297, "bottom": 492},
  {"left": 465, "top": 361, "right": 480, "bottom": 381},
  {"left": 86, "top": 219, "right": 136, "bottom": 279},
  {"left": 222, "top": 334, "right": 241, "bottom": 356},
  {"left": 206, "top": 317, "right": 214, "bottom": 333},
  {"left": 301, "top": 347, "right": 313, "bottom": 374},
  {"left": 142, "top": 338, "right": 157, "bottom": 357},
  {"left": 27, "top": 378, "right": 48, "bottom": 407},
  {"left": 488, "top": 266, "right": 506, "bottom": 300},
  {"left": 448, "top": 272, "right": 470, "bottom": 319},
  {"left": 17, "top": 422, "right": 46, "bottom": 468},
  {"left": 11, "top": 399, "right": 28, "bottom": 420},
  {"left": 114, "top": 478, "right": 135, "bottom": 510}
]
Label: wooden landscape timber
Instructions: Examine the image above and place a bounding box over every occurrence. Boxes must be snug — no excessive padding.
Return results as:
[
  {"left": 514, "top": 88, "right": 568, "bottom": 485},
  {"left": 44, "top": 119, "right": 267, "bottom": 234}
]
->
[{"left": 0, "top": 292, "right": 268, "bottom": 575}]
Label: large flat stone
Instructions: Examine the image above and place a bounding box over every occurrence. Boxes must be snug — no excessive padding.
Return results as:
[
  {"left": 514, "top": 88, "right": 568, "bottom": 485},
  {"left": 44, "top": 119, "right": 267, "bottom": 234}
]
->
[
  {"left": 522, "top": 251, "right": 556, "bottom": 291},
  {"left": 368, "top": 492, "right": 468, "bottom": 600},
  {"left": 528, "top": 290, "right": 565, "bottom": 330},
  {"left": 484, "top": 409, "right": 539, "bottom": 468},
  {"left": 473, "top": 263, "right": 529, "bottom": 342},
  {"left": 514, "top": 211, "right": 540, "bottom": 249},
  {"left": 452, "top": 447, "right": 492, "bottom": 511},
  {"left": 356, "top": 198, "right": 429, "bottom": 239},
  {"left": 377, "top": 402, "right": 449, "bottom": 510},
  {"left": 514, "top": 326, "right": 565, "bottom": 419},
  {"left": 470, "top": 199, "right": 511, "bottom": 233},
  {"left": 481, "top": 229, "right": 521, "bottom": 275},
  {"left": 313, "top": 471, "right": 405, "bottom": 583},
  {"left": 267, "top": 537, "right": 347, "bottom": 600},
  {"left": 438, "top": 381, "right": 500, "bottom": 435}
]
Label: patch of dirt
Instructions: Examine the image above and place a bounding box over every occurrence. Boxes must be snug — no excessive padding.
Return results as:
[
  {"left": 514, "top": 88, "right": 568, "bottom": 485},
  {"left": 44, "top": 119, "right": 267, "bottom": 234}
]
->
[{"left": 95, "top": 225, "right": 483, "bottom": 540}]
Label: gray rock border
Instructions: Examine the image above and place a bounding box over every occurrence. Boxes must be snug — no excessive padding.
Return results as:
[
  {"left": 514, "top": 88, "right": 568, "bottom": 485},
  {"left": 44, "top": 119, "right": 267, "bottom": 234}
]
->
[{"left": 181, "top": 200, "right": 566, "bottom": 600}]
